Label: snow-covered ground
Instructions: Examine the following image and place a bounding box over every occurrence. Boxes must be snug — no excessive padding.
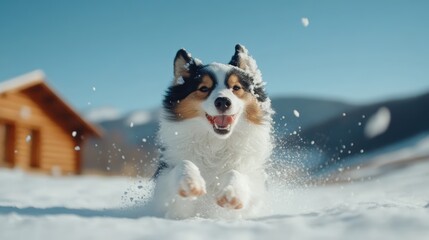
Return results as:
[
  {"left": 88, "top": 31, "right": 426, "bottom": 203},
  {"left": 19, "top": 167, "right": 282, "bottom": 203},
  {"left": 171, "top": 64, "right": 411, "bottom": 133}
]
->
[{"left": 1, "top": 159, "right": 429, "bottom": 240}]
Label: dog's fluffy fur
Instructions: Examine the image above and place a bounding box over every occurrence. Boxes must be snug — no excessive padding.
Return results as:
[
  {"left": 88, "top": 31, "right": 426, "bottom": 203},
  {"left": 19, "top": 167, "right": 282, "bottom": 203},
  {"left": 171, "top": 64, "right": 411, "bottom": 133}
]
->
[{"left": 148, "top": 44, "right": 273, "bottom": 219}]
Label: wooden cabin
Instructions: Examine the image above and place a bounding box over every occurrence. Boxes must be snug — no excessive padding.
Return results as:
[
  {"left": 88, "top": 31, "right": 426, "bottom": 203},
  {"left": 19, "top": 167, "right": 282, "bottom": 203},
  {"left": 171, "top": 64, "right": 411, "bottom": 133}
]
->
[{"left": 0, "top": 70, "right": 101, "bottom": 175}]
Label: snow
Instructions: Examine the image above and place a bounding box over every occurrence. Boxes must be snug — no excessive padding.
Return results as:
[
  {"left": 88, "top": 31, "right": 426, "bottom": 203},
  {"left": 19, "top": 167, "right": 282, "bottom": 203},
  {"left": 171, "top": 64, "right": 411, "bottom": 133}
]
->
[
  {"left": 0, "top": 70, "right": 45, "bottom": 94},
  {"left": 194, "top": 58, "right": 203, "bottom": 66},
  {"left": 176, "top": 76, "right": 185, "bottom": 85},
  {"left": 356, "top": 135, "right": 429, "bottom": 172},
  {"left": 1, "top": 153, "right": 429, "bottom": 239},
  {"left": 293, "top": 109, "right": 300, "bottom": 118},
  {"left": 364, "top": 107, "right": 391, "bottom": 138},
  {"left": 301, "top": 17, "right": 310, "bottom": 27}
]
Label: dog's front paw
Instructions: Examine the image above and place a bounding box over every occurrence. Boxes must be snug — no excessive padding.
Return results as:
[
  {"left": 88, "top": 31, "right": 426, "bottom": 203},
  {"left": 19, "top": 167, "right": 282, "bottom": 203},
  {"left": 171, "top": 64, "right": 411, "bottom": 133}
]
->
[
  {"left": 177, "top": 160, "right": 206, "bottom": 199},
  {"left": 216, "top": 185, "right": 244, "bottom": 209},
  {"left": 178, "top": 175, "right": 206, "bottom": 198},
  {"left": 215, "top": 170, "right": 250, "bottom": 210}
]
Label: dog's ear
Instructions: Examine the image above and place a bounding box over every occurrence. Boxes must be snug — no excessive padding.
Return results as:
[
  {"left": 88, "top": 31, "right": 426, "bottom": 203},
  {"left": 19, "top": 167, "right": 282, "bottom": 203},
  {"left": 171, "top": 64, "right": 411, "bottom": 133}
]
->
[
  {"left": 230, "top": 44, "right": 260, "bottom": 70},
  {"left": 229, "top": 44, "right": 263, "bottom": 83},
  {"left": 173, "top": 49, "right": 202, "bottom": 85},
  {"left": 229, "top": 44, "right": 248, "bottom": 69}
]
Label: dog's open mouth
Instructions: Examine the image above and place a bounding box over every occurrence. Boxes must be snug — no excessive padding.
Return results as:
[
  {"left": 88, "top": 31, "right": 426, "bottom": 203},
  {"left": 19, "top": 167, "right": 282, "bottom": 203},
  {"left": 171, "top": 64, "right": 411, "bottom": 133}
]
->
[{"left": 205, "top": 113, "right": 236, "bottom": 135}]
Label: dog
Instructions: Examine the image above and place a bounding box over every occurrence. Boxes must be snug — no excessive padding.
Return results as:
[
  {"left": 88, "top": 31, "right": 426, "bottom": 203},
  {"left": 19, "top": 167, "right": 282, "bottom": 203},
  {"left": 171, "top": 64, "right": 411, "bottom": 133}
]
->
[{"left": 148, "top": 44, "right": 273, "bottom": 219}]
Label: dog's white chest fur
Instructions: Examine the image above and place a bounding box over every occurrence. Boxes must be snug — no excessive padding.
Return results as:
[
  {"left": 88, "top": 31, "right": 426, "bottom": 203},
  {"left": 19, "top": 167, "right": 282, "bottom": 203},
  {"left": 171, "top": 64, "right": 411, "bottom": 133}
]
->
[{"left": 149, "top": 116, "right": 272, "bottom": 219}]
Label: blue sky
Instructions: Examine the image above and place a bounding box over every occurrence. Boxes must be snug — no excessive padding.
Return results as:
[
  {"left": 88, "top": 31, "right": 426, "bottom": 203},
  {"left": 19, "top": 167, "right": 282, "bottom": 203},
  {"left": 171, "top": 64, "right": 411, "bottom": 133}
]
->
[{"left": 1, "top": 0, "right": 428, "bottom": 114}]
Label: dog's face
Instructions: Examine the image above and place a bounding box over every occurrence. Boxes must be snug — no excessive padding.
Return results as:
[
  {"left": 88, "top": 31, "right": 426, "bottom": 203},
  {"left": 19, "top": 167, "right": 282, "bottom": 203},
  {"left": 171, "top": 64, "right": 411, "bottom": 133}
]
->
[{"left": 163, "top": 44, "right": 269, "bottom": 139}]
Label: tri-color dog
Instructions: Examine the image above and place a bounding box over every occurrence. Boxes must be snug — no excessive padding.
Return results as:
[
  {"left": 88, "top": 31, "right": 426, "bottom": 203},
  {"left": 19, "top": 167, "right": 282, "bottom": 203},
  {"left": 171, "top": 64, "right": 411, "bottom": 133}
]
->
[{"left": 149, "top": 44, "right": 273, "bottom": 219}]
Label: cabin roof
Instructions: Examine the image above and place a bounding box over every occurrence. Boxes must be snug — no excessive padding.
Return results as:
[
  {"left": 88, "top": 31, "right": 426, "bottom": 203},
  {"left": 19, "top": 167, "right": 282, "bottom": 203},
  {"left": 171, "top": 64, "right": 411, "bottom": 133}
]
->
[{"left": 0, "top": 70, "right": 102, "bottom": 137}]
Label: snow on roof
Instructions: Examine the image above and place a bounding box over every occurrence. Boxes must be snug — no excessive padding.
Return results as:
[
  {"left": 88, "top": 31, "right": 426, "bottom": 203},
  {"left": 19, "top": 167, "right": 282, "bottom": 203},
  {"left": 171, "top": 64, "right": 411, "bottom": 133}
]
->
[{"left": 0, "top": 70, "right": 45, "bottom": 94}]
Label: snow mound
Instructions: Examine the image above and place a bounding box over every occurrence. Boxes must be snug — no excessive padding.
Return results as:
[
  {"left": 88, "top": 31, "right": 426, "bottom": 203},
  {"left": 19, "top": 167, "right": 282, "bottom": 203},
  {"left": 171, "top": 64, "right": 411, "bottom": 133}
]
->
[
  {"left": 84, "top": 106, "right": 122, "bottom": 122},
  {"left": 125, "top": 110, "right": 152, "bottom": 126}
]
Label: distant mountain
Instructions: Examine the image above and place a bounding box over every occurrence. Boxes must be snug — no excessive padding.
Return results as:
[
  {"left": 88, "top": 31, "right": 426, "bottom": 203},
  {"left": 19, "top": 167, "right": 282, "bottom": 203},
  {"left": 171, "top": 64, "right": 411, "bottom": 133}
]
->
[{"left": 286, "top": 92, "right": 429, "bottom": 172}]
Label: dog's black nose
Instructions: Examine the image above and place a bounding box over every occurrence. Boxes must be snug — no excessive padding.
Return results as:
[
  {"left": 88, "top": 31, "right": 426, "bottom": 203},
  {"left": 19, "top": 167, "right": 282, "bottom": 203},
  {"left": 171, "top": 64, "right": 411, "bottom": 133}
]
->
[{"left": 215, "top": 97, "right": 232, "bottom": 112}]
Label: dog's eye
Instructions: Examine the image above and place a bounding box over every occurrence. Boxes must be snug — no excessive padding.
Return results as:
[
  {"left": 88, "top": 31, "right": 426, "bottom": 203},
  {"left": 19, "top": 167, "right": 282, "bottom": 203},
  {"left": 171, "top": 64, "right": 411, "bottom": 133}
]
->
[
  {"left": 198, "top": 86, "right": 209, "bottom": 92},
  {"left": 232, "top": 85, "right": 241, "bottom": 91}
]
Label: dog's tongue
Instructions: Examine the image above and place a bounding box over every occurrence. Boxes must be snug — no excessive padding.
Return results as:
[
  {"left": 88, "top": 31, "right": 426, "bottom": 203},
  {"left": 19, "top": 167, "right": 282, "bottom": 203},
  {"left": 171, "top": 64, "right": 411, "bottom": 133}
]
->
[{"left": 213, "top": 115, "right": 234, "bottom": 126}]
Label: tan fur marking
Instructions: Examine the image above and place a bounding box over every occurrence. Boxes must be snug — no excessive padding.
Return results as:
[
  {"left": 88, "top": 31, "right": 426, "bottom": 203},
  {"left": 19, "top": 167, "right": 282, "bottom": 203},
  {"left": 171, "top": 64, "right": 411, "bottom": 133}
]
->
[
  {"left": 216, "top": 195, "right": 243, "bottom": 210},
  {"left": 227, "top": 74, "right": 264, "bottom": 125},
  {"left": 178, "top": 179, "right": 206, "bottom": 198},
  {"left": 227, "top": 74, "right": 245, "bottom": 98},
  {"left": 230, "top": 197, "right": 238, "bottom": 206},
  {"left": 216, "top": 196, "right": 228, "bottom": 207},
  {"left": 174, "top": 95, "right": 201, "bottom": 119},
  {"left": 245, "top": 97, "right": 264, "bottom": 125},
  {"left": 174, "top": 75, "right": 214, "bottom": 120},
  {"left": 179, "top": 189, "right": 187, "bottom": 197},
  {"left": 234, "top": 203, "right": 243, "bottom": 209}
]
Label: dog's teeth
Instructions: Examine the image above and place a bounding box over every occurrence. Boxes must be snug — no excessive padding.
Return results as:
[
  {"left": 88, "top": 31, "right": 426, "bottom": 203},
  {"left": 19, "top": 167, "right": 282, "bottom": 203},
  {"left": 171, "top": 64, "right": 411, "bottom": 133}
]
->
[{"left": 214, "top": 123, "right": 231, "bottom": 131}]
